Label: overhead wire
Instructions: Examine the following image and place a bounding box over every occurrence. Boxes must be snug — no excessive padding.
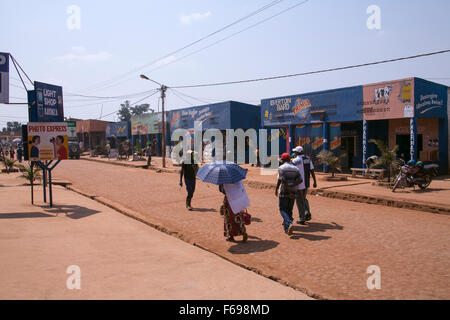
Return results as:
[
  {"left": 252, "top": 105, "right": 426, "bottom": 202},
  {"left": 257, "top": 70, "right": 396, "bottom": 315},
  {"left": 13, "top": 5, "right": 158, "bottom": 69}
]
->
[
  {"left": 171, "top": 49, "right": 450, "bottom": 89},
  {"left": 77, "top": 0, "right": 288, "bottom": 94}
]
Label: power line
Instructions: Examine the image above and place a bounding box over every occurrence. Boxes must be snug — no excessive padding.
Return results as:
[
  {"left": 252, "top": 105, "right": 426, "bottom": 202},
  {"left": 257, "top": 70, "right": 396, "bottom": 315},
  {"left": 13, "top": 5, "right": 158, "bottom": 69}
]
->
[
  {"left": 77, "top": 0, "right": 287, "bottom": 94},
  {"left": 145, "top": 0, "right": 310, "bottom": 77},
  {"left": 171, "top": 49, "right": 450, "bottom": 89},
  {"left": 98, "top": 90, "right": 160, "bottom": 120}
]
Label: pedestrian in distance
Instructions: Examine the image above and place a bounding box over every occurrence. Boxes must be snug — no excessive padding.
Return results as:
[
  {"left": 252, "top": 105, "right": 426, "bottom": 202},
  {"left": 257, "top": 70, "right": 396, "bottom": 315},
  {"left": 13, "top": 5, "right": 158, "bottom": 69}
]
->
[
  {"left": 292, "top": 146, "right": 317, "bottom": 225},
  {"left": 275, "top": 153, "right": 302, "bottom": 235},
  {"left": 17, "top": 146, "right": 23, "bottom": 163},
  {"left": 179, "top": 150, "right": 199, "bottom": 211},
  {"left": 145, "top": 143, "right": 152, "bottom": 166}
]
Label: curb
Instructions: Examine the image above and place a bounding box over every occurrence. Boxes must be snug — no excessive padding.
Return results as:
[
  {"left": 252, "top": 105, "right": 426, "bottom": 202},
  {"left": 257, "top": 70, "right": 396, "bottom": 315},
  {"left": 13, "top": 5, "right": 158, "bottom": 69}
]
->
[
  {"left": 313, "top": 189, "right": 450, "bottom": 215},
  {"left": 64, "top": 184, "right": 322, "bottom": 300}
]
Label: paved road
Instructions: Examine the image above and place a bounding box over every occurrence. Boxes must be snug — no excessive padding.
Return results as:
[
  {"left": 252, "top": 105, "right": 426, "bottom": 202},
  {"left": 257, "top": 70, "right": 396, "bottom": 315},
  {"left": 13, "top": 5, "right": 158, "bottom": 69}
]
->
[
  {"left": 53, "top": 160, "right": 450, "bottom": 299},
  {"left": 0, "top": 184, "right": 310, "bottom": 300}
]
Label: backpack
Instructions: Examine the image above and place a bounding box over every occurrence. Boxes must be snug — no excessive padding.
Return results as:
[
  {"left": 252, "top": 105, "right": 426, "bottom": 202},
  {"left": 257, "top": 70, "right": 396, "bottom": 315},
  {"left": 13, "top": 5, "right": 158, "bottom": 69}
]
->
[{"left": 282, "top": 168, "right": 303, "bottom": 193}]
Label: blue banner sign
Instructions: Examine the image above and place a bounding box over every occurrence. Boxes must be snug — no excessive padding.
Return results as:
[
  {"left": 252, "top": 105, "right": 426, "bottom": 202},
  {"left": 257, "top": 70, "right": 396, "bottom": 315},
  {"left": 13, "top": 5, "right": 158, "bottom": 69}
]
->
[{"left": 28, "top": 81, "right": 64, "bottom": 122}]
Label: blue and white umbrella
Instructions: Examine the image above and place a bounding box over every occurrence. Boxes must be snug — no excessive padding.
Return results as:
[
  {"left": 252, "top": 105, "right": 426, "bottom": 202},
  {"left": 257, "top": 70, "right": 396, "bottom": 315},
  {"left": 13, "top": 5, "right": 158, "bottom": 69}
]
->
[{"left": 196, "top": 161, "right": 247, "bottom": 185}]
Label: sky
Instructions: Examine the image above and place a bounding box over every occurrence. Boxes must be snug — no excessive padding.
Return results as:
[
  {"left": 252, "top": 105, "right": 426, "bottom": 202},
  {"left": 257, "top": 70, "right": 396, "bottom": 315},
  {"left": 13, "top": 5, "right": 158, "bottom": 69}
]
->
[{"left": 1, "top": 0, "right": 450, "bottom": 127}]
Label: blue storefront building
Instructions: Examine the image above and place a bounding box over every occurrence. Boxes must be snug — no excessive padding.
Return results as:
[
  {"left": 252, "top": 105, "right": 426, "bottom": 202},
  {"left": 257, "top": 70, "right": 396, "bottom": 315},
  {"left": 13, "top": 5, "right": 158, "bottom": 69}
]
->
[
  {"left": 261, "top": 77, "right": 448, "bottom": 173},
  {"left": 168, "top": 101, "right": 261, "bottom": 162}
]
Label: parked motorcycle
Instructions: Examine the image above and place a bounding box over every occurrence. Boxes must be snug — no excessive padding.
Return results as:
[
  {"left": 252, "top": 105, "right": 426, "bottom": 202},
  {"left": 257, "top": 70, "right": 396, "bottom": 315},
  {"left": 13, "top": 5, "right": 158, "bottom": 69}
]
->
[{"left": 391, "top": 160, "right": 439, "bottom": 192}]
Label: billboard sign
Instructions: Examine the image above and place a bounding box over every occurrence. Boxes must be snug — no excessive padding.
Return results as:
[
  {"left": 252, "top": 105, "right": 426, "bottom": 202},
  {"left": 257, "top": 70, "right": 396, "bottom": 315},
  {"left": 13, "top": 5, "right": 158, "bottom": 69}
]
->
[
  {"left": 106, "top": 121, "right": 130, "bottom": 138},
  {"left": 362, "top": 79, "right": 414, "bottom": 120},
  {"left": 67, "top": 121, "right": 77, "bottom": 140},
  {"left": 0, "top": 52, "right": 9, "bottom": 104},
  {"left": 131, "top": 113, "right": 159, "bottom": 135},
  {"left": 27, "top": 122, "right": 69, "bottom": 161},
  {"left": 261, "top": 86, "right": 363, "bottom": 126},
  {"left": 28, "top": 82, "right": 64, "bottom": 122}
]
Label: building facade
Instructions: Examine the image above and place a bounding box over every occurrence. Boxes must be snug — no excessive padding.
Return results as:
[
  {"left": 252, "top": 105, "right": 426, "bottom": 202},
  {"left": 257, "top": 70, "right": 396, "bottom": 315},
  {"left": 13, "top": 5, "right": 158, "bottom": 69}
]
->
[
  {"left": 75, "top": 119, "right": 112, "bottom": 150},
  {"left": 168, "top": 101, "right": 261, "bottom": 162},
  {"left": 261, "top": 77, "right": 448, "bottom": 173}
]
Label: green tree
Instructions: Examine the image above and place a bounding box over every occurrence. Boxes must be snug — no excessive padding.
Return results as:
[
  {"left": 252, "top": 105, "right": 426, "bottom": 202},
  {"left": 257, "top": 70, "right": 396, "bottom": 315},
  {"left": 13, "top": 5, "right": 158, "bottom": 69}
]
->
[
  {"left": 117, "top": 101, "right": 151, "bottom": 122},
  {"left": 16, "top": 163, "right": 42, "bottom": 184},
  {"left": 368, "top": 139, "right": 400, "bottom": 182},
  {"left": 117, "top": 101, "right": 133, "bottom": 122},
  {"left": 317, "top": 150, "right": 344, "bottom": 178}
]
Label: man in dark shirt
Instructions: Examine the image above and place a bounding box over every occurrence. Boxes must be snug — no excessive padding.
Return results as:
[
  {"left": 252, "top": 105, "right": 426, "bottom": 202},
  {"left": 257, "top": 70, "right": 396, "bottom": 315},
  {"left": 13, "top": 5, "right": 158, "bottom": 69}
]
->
[
  {"left": 275, "top": 153, "right": 302, "bottom": 235},
  {"left": 179, "top": 150, "right": 199, "bottom": 211}
]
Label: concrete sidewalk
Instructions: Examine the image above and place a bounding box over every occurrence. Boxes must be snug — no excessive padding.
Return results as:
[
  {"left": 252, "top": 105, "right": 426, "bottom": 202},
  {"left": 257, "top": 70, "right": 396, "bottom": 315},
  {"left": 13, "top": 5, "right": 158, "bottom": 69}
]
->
[{"left": 0, "top": 183, "right": 311, "bottom": 300}]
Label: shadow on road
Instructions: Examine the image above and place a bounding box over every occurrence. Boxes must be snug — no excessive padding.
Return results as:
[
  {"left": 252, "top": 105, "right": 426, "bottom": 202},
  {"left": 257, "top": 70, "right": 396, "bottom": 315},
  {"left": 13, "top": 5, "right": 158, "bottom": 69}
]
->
[
  {"left": 228, "top": 239, "right": 279, "bottom": 254},
  {"left": 294, "top": 222, "right": 343, "bottom": 233},
  {"left": 0, "top": 212, "right": 54, "bottom": 219},
  {"left": 289, "top": 233, "right": 332, "bottom": 241},
  {"left": 42, "top": 205, "right": 101, "bottom": 220},
  {"left": 191, "top": 207, "right": 217, "bottom": 213}
]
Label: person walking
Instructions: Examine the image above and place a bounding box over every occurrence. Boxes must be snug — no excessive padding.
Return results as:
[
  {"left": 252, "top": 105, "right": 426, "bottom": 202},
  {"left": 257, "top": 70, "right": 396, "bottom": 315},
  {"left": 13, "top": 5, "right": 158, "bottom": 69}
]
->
[
  {"left": 275, "top": 153, "right": 302, "bottom": 235},
  {"left": 292, "top": 146, "right": 317, "bottom": 224},
  {"left": 179, "top": 150, "right": 198, "bottom": 211},
  {"left": 219, "top": 182, "right": 249, "bottom": 242},
  {"left": 145, "top": 143, "right": 152, "bottom": 166},
  {"left": 17, "top": 146, "right": 23, "bottom": 163}
]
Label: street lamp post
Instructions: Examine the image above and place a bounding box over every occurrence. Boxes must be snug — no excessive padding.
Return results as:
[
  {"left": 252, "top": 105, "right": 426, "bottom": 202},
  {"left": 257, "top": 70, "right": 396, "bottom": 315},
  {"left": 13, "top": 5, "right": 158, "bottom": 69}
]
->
[{"left": 140, "top": 75, "right": 167, "bottom": 168}]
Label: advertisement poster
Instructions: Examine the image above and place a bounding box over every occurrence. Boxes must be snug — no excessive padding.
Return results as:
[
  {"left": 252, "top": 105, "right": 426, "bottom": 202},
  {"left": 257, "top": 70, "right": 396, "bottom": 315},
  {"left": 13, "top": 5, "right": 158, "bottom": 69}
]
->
[
  {"left": 0, "top": 52, "right": 9, "bottom": 104},
  {"left": 261, "top": 86, "right": 363, "bottom": 127},
  {"left": 106, "top": 121, "right": 129, "bottom": 138},
  {"left": 67, "top": 121, "right": 77, "bottom": 140},
  {"left": 131, "top": 113, "right": 159, "bottom": 135},
  {"left": 294, "top": 125, "right": 312, "bottom": 154},
  {"left": 329, "top": 123, "right": 342, "bottom": 154},
  {"left": 27, "top": 122, "right": 69, "bottom": 161},
  {"left": 28, "top": 82, "right": 64, "bottom": 122},
  {"left": 362, "top": 79, "right": 414, "bottom": 120}
]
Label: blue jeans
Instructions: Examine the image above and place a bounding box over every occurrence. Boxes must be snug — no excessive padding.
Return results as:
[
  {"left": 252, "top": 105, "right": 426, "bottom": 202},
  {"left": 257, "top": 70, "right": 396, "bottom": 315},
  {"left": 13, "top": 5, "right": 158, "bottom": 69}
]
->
[
  {"left": 184, "top": 177, "right": 196, "bottom": 199},
  {"left": 279, "top": 196, "right": 294, "bottom": 232}
]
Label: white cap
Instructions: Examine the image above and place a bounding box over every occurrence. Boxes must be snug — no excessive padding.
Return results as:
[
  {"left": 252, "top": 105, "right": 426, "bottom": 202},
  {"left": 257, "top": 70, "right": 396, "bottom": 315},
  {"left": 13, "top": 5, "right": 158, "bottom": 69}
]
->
[{"left": 292, "top": 146, "right": 303, "bottom": 153}]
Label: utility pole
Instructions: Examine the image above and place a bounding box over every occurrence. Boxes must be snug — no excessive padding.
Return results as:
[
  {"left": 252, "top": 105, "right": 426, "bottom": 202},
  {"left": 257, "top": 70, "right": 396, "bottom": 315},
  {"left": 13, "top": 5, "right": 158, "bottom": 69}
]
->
[
  {"left": 160, "top": 85, "right": 167, "bottom": 168},
  {"left": 140, "top": 74, "right": 167, "bottom": 168}
]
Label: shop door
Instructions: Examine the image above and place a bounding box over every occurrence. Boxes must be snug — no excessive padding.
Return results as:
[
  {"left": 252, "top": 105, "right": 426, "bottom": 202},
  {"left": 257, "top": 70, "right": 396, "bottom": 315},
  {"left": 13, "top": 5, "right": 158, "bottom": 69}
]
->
[
  {"left": 341, "top": 136, "right": 355, "bottom": 170},
  {"left": 396, "top": 134, "right": 423, "bottom": 161}
]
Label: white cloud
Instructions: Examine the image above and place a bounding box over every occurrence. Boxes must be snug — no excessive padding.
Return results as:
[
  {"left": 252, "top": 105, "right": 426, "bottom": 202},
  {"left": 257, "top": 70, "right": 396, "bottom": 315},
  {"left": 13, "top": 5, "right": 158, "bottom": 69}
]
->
[
  {"left": 154, "top": 55, "right": 177, "bottom": 68},
  {"left": 179, "top": 11, "right": 211, "bottom": 25},
  {"left": 53, "top": 47, "right": 112, "bottom": 62}
]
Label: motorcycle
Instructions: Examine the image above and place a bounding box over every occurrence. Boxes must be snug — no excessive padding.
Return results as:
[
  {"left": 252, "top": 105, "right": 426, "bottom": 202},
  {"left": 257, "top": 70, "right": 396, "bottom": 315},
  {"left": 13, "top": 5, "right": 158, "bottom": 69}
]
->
[{"left": 391, "top": 160, "right": 439, "bottom": 192}]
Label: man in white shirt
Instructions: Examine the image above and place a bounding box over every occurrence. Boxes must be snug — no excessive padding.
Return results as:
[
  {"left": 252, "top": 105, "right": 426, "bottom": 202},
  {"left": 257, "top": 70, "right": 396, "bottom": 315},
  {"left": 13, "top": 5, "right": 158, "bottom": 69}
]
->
[{"left": 292, "top": 146, "right": 318, "bottom": 224}]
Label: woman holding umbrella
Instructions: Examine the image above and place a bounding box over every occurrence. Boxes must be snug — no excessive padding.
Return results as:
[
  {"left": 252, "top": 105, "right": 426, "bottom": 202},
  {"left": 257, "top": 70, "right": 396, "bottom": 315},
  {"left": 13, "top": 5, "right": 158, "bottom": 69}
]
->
[{"left": 197, "top": 161, "right": 250, "bottom": 242}]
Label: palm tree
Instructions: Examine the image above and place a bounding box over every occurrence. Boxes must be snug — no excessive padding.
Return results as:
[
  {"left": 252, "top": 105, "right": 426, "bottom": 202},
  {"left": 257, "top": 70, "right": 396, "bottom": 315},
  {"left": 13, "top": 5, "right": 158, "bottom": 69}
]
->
[
  {"left": 16, "top": 163, "right": 42, "bottom": 184},
  {"left": 368, "top": 139, "right": 401, "bottom": 182},
  {"left": 317, "top": 149, "right": 344, "bottom": 178},
  {"left": 16, "top": 163, "right": 42, "bottom": 205},
  {"left": 3, "top": 158, "right": 17, "bottom": 174}
]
